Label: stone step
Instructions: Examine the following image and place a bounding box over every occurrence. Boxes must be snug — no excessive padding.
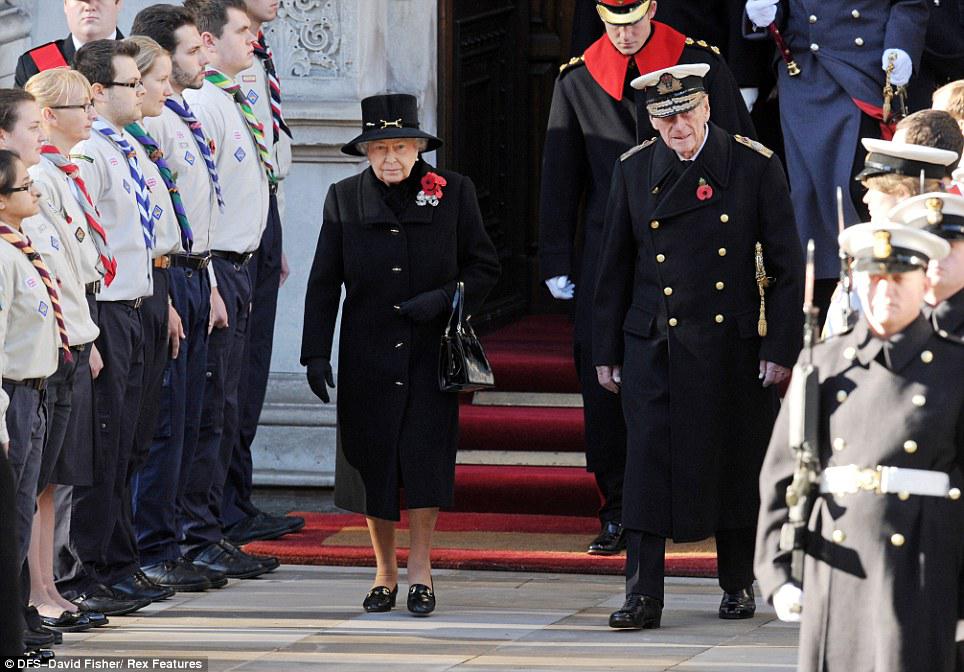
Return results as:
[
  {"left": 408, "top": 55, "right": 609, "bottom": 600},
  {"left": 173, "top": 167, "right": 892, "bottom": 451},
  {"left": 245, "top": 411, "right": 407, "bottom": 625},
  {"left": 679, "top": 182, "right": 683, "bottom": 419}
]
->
[
  {"left": 472, "top": 391, "right": 583, "bottom": 407},
  {"left": 456, "top": 450, "right": 586, "bottom": 467}
]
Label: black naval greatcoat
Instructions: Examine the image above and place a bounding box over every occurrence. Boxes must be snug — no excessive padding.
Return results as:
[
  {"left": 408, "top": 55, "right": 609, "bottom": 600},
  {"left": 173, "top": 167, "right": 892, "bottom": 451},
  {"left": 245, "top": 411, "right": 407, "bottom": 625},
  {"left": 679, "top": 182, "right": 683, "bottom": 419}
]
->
[
  {"left": 755, "top": 316, "right": 964, "bottom": 672},
  {"left": 301, "top": 164, "right": 499, "bottom": 521},
  {"left": 592, "top": 123, "right": 803, "bottom": 541}
]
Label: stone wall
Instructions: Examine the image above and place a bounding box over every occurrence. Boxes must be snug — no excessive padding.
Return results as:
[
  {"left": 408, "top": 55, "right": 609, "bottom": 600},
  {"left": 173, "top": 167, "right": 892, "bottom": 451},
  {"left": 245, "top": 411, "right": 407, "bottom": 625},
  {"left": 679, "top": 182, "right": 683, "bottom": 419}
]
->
[{"left": 10, "top": 0, "right": 439, "bottom": 486}]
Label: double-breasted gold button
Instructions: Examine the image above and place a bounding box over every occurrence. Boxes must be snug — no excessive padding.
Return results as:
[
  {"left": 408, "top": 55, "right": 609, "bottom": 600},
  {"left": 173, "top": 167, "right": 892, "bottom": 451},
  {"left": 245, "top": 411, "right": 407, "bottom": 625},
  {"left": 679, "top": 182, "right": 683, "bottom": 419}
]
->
[
  {"left": 718, "top": 247, "right": 727, "bottom": 256},
  {"left": 714, "top": 314, "right": 724, "bottom": 324},
  {"left": 656, "top": 253, "right": 666, "bottom": 263},
  {"left": 663, "top": 287, "right": 673, "bottom": 296},
  {"left": 949, "top": 488, "right": 961, "bottom": 501},
  {"left": 832, "top": 529, "right": 846, "bottom": 543},
  {"left": 903, "top": 440, "right": 918, "bottom": 454},
  {"left": 890, "top": 533, "right": 905, "bottom": 547},
  {"left": 668, "top": 318, "right": 678, "bottom": 327},
  {"left": 715, "top": 281, "right": 724, "bottom": 290},
  {"left": 719, "top": 214, "right": 729, "bottom": 223},
  {"left": 650, "top": 220, "right": 660, "bottom": 230},
  {"left": 920, "top": 350, "right": 933, "bottom": 364}
]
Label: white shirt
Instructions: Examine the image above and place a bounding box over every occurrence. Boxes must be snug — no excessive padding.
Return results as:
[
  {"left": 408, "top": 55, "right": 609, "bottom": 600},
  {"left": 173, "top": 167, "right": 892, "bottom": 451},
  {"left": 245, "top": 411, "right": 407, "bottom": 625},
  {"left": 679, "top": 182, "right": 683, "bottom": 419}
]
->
[
  {"left": 72, "top": 123, "right": 154, "bottom": 301},
  {"left": 71, "top": 30, "right": 118, "bottom": 52},
  {"left": 131, "top": 135, "right": 183, "bottom": 258},
  {"left": 236, "top": 56, "right": 292, "bottom": 180},
  {"left": 674, "top": 124, "right": 710, "bottom": 163},
  {"left": 184, "top": 74, "right": 269, "bottom": 254},
  {"left": 21, "top": 194, "right": 99, "bottom": 345},
  {"left": 0, "top": 235, "right": 61, "bottom": 381},
  {"left": 31, "top": 157, "right": 103, "bottom": 285},
  {"left": 142, "top": 100, "right": 219, "bottom": 253}
]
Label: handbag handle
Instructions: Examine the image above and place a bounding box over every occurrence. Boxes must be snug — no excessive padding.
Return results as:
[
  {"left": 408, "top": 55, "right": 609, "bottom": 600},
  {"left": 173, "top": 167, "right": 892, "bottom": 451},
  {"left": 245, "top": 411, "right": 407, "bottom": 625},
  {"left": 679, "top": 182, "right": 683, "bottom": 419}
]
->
[{"left": 444, "top": 281, "right": 465, "bottom": 338}]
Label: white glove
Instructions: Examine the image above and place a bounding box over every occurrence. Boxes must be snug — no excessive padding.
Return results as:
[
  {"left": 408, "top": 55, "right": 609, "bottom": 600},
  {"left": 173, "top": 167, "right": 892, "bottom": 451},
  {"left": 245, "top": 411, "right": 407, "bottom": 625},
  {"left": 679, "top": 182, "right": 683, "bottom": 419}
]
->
[
  {"left": 772, "top": 582, "right": 803, "bottom": 622},
  {"left": 740, "top": 87, "right": 759, "bottom": 114},
  {"left": 745, "top": 0, "right": 778, "bottom": 28},
  {"left": 546, "top": 275, "right": 575, "bottom": 300},
  {"left": 882, "top": 48, "right": 912, "bottom": 87}
]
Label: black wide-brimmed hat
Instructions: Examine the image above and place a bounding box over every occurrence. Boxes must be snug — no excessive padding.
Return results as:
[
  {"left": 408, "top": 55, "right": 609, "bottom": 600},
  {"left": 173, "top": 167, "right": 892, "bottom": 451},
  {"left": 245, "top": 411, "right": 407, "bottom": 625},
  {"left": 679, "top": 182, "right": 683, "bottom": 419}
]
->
[{"left": 341, "top": 93, "right": 442, "bottom": 157}]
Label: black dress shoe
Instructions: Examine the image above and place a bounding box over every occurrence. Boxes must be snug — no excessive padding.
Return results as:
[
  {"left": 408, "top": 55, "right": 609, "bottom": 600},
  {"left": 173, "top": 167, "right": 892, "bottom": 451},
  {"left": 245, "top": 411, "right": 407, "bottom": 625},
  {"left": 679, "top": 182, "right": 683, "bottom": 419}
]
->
[
  {"left": 588, "top": 521, "right": 626, "bottom": 555},
  {"left": 609, "top": 594, "right": 663, "bottom": 629},
  {"left": 719, "top": 588, "right": 756, "bottom": 619},
  {"left": 407, "top": 583, "right": 436, "bottom": 616},
  {"left": 188, "top": 541, "right": 269, "bottom": 579},
  {"left": 22, "top": 648, "right": 56, "bottom": 663},
  {"left": 141, "top": 559, "right": 211, "bottom": 592},
  {"left": 363, "top": 585, "right": 398, "bottom": 613},
  {"left": 23, "top": 626, "right": 57, "bottom": 648},
  {"left": 85, "top": 611, "right": 109, "bottom": 627},
  {"left": 112, "top": 570, "right": 175, "bottom": 602},
  {"left": 40, "top": 611, "right": 93, "bottom": 632},
  {"left": 73, "top": 584, "right": 150, "bottom": 616},
  {"left": 189, "top": 559, "right": 228, "bottom": 589},
  {"left": 219, "top": 539, "right": 280, "bottom": 573},
  {"left": 224, "top": 512, "right": 299, "bottom": 545}
]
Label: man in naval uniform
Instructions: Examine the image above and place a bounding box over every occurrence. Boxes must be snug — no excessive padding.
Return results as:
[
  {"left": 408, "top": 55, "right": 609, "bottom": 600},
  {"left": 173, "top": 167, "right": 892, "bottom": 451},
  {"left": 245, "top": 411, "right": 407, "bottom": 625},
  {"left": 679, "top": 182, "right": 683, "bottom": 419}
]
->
[
  {"left": 15, "top": 0, "right": 124, "bottom": 87},
  {"left": 593, "top": 64, "right": 803, "bottom": 628},
  {"left": 756, "top": 222, "right": 963, "bottom": 672},
  {"left": 539, "top": 0, "right": 754, "bottom": 556}
]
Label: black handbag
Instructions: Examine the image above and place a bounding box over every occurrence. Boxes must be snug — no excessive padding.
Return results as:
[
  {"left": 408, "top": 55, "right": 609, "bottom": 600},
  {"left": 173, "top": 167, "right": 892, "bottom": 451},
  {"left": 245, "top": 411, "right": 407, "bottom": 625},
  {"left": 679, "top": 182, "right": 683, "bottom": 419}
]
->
[{"left": 438, "top": 281, "right": 495, "bottom": 392}]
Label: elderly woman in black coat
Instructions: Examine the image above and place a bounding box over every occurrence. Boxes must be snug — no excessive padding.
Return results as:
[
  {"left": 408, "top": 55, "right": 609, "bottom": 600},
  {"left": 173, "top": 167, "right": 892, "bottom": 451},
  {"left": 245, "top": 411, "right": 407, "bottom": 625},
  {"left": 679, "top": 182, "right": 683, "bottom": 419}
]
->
[{"left": 302, "top": 94, "right": 500, "bottom": 616}]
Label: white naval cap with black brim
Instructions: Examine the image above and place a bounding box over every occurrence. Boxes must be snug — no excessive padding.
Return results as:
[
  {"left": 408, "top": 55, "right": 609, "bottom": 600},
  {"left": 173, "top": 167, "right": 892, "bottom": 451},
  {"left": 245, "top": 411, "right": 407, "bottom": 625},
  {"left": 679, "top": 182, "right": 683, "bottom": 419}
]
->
[
  {"left": 596, "top": 0, "right": 653, "bottom": 25},
  {"left": 855, "top": 138, "right": 959, "bottom": 181},
  {"left": 888, "top": 192, "right": 964, "bottom": 241},
  {"left": 631, "top": 63, "right": 710, "bottom": 118},
  {"left": 839, "top": 222, "right": 950, "bottom": 273}
]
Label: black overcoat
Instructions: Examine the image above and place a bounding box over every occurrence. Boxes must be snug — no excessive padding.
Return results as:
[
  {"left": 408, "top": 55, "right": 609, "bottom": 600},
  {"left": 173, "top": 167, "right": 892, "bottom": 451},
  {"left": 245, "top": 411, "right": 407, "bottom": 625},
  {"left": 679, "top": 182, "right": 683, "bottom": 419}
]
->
[
  {"left": 592, "top": 124, "right": 803, "bottom": 540},
  {"left": 755, "top": 316, "right": 964, "bottom": 672},
  {"left": 301, "top": 165, "right": 500, "bottom": 521}
]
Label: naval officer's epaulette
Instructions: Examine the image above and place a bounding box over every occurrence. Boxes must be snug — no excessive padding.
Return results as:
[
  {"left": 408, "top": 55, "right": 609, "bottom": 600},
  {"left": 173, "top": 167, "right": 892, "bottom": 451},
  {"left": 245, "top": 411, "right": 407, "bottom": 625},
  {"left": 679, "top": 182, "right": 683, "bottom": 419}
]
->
[
  {"left": 559, "top": 55, "right": 585, "bottom": 75},
  {"left": 734, "top": 134, "right": 774, "bottom": 159},
  {"left": 684, "top": 37, "right": 721, "bottom": 56},
  {"left": 621, "top": 137, "right": 658, "bottom": 161}
]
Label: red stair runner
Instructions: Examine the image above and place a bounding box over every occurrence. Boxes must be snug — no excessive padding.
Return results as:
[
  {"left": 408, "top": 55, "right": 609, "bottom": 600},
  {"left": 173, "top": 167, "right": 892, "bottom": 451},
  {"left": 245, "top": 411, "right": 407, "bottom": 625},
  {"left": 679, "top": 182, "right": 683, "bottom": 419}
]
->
[
  {"left": 481, "top": 314, "right": 579, "bottom": 393},
  {"left": 458, "top": 405, "right": 584, "bottom": 453}
]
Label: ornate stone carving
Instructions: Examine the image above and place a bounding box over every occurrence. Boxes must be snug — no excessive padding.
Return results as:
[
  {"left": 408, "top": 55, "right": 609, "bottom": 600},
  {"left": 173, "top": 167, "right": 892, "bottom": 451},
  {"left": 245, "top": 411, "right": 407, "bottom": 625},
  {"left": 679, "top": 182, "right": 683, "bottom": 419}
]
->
[{"left": 268, "top": 0, "right": 352, "bottom": 80}]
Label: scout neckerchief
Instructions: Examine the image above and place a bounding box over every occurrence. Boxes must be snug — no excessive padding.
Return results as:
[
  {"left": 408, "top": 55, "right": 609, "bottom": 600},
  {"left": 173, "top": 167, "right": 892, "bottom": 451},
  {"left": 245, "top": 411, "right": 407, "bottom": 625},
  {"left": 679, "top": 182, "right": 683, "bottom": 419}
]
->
[
  {"left": 164, "top": 96, "right": 225, "bottom": 210},
  {"left": 0, "top": 224, "right": 71, "bottom": 361},
  {"left": 204, "top": 69, "right": 275, "bottom": 182},
  {"left": 125, "top": 122, "right": 194, "bottom": 252},
  {"left": 252, "top": 31, "right": 292, "bottom": 142},
  {"left": 39, "top": 144, "right": 117, "bottom": 286},
  {"left": 92, "top": 118, "right": 155, "bottom": 249}
]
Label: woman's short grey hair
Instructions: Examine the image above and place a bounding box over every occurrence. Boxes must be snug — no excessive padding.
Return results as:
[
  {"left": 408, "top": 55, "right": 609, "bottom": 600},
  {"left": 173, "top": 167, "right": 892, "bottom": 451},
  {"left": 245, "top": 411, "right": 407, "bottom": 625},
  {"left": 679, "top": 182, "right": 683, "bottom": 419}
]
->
[{"left": 357, "top": 137, "right": 429, "bottom": 156}]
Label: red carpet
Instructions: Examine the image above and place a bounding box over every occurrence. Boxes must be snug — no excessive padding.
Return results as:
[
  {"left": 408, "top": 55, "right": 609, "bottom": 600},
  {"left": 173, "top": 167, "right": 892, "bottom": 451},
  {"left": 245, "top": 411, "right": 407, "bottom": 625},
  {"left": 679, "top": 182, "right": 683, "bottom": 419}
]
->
[
  {"left": 458, "top": 405, "right": 584, "bottom": 454},
  {"left": 245, "top": 512, "right": 718, "bottom": 577},
  {"left": 450, "top": 465, "right": 600, "bottom": 517},
  {"left": 481, "top": 314, "right": 579, "bottom": 393}
]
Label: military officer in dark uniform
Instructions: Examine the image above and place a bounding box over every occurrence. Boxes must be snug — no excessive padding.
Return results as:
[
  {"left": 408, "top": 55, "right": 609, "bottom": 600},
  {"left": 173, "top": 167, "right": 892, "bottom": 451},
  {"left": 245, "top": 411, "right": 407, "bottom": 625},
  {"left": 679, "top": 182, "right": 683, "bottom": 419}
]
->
[
  {"left": 14, "top": 0, "right": 124, "bottom": 87},
  {"left": 539, "top": 0, "right": 755, "bottom": 556},
  {"left": 756, "top": 222, "right": 963, "bottom": 672},
  {"left": 593, "top": 64, "right": 803, "bottom": 628}
]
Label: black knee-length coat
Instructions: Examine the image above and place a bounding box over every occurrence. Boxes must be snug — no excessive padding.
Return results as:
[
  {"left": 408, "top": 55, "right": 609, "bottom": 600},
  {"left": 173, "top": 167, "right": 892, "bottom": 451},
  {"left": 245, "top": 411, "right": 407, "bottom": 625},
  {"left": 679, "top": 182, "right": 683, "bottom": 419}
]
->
[{"left": 301, "top": 163, "right": 500, "bottom": 521}]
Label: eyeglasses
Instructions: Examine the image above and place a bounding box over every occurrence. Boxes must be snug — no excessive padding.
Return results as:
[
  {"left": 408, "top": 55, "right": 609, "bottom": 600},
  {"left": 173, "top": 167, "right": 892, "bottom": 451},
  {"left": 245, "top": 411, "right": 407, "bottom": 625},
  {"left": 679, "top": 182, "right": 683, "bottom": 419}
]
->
[
  {"left": 105, "top": 80, "right": 143, "bottom": 89},
  {"left": 49, "top": 102, "right": 95, "bottom": 113},
  {"left": 3, "top": 180, "right": 34, "bottom": 194}
]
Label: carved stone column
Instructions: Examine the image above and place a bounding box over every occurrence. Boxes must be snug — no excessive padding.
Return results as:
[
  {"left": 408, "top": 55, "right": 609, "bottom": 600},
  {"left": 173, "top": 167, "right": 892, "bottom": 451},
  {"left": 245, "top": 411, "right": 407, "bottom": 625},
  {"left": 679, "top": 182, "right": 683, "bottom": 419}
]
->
[{"left": 0, "top": 1, "right": 33, "bottom": 87}]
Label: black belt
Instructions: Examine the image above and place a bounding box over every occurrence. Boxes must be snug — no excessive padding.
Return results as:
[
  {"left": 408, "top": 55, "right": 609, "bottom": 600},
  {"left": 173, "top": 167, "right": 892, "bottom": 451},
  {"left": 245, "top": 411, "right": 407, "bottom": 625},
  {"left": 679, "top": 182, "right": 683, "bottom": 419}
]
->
[
  {"left": 85, "top": 280, "right": 102, "bottom": 295},
  {"left": 109, "top": 297, "right": 145, "bottom": 309},
  {"left": 170, "top": 253, "right": 211, "bottom": 271},
  {"left": 2, "top": 377, "right": 45, "bottom": 391},
  {"left": 211, "top": 250, "right": 254, "bottom": 267}
]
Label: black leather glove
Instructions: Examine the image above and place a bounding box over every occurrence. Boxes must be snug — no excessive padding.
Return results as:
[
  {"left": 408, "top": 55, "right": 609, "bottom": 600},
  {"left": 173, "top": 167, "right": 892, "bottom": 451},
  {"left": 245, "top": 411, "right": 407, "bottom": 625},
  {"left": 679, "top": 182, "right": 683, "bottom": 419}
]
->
[
  {"left": 306, "top": 358, "right": 335, "bottom": 403},
  {"left": 398, "top": 288, "right": 451, "bottom": 323}
]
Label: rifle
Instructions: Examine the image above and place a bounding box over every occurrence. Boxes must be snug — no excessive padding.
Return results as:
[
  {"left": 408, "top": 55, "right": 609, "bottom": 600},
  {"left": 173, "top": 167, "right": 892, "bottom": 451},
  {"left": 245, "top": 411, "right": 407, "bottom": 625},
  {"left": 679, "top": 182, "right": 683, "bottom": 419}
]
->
[
  {"left": 835, "top": 187, "right": 854, "bottom": 331},
  {"left": 779, "top": 240, "right": 822, "bottom": 587}
]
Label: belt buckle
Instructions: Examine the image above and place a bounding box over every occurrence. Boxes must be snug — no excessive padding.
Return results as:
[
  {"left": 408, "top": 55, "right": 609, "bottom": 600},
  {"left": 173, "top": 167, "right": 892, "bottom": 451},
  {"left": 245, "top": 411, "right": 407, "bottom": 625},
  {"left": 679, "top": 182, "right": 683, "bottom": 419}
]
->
[
  {"left": 133, "top": 297, "right": 144, "bottom": 309},
  {"left": 855, "top": 467, "right": 882, "bottom": 493},
  {"left": 198, "top": 254, "right": 212, "bottom": 270}
]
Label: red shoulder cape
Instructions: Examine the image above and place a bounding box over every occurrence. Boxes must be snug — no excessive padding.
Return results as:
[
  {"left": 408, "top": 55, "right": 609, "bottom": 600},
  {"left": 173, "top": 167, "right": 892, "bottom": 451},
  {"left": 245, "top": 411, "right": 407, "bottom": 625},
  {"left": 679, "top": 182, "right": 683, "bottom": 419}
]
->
[{"left": 583, "top": 22, "right": 687, "bottom": 101}]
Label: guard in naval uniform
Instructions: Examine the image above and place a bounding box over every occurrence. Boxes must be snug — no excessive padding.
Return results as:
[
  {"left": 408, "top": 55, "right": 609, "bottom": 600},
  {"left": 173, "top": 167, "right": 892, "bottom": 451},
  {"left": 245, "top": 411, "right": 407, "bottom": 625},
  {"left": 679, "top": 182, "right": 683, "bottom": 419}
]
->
[
  {"left": 593, "top": 64, "right": 802, "bottom": 629},
  {"left": 539, "top": 0, "right": 755, "bottom": 556},
  {"left": 755, "top": 222, "right": 964, "bottom": 672}
]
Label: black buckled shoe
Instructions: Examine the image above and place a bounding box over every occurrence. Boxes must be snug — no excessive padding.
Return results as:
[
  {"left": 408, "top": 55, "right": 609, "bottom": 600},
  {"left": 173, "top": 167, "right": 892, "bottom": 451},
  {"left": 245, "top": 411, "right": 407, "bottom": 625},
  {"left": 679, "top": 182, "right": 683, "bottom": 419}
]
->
[
  {"left": 407, "top": 583, "right": 436, "bottom": 616},
  {"left": 588, "top": 521, "right": 626, "bottom": 555},
  {"left": 718, "top": 588, "right": 756, "bottom": 620},
  {"left": 189, "top": 559, "right": 228, "bottom": 589},
  {"left": 609, "top": 594, "right": 663, "bottom": 629},
  {"left": 141, "top": 559, "right": 211, "bottom": 592},
  {"left": 363, "top": 585, "right": 398, "bottom": 613},
  {"left": 39, "top": 610, "right": 92, "bottom": 632},
  {"left": 112, "top": 570, "right": 175, "bottom": 602},
  {"left": 72, "top": 584, "right": 150, "bottom": 616}
]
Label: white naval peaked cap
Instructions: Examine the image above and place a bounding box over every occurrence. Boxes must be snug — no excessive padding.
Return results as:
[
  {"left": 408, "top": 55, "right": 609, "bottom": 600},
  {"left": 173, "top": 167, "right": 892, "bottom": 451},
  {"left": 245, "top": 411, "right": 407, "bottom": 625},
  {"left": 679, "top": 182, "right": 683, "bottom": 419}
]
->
[
  {"left": 856, "top": 138, "right": 959, "bottom": 180},
  {"left": 888, "top": 192, "right": 964, "bottom": 240},
  {"left": 632, "top": 64, "right": 711, "bottom": 118},
  {"left": 631, "top": 63, "right": 710, "bottom": 91},
  {"left": 839, "top": 222, "right": 950, "bottom": 273}
]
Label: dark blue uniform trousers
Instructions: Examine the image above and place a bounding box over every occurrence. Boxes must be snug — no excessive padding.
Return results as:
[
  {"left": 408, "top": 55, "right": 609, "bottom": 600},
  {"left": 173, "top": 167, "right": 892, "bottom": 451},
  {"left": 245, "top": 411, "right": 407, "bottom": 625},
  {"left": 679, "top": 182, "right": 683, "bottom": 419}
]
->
[
  {"left": 180, "top": 256, "right": 250, "bottom": 552},
  {"left": 0, "top": 447, "right": 24, "bottom": 655},
  {"left": 58, "top": 301, "right": 143, "bottom": 597},
  {"left": 132, "top": 267, "right": 209, "bottom": 566},
  {"left": 222, "top": 194, "right": 282, "bottom": 528}
]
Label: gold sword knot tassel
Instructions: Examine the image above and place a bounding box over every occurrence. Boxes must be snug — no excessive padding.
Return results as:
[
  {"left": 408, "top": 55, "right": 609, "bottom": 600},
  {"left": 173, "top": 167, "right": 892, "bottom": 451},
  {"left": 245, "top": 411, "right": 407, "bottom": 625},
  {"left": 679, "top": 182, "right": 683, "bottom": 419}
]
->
[{"left": 755, "top": 242, "right": 772, "bottom": 337}]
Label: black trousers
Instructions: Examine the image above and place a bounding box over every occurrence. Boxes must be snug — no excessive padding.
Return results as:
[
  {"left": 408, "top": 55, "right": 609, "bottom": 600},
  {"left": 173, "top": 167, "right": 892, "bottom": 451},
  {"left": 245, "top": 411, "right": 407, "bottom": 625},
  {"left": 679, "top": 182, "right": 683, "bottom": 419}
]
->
[
  {"left": 574, "top": 340, "right": 626, "bottom": 525},
  {"left": 180, "top": 257, "right": 251, "bottom": 552},
  {"left": 222, "top": 195, "right": 282, "bottom": 528},
  {"left": 59, "top": 301, "right": 143, "bottom": 596},
  {"left": 624, "top": 527, "right": 756, "bottom": 602},
  {"left": 0, "top": 448, "right": 23, "bottom": 655}
]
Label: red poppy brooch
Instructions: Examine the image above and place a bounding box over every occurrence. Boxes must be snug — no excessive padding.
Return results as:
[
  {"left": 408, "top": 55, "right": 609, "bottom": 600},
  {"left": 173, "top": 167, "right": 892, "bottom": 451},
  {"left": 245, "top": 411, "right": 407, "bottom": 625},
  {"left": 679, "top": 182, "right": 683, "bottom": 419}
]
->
[
  {"left": 416, "top": 172, "right": 447, "bottom": 207},
  {"left": 696, "top": 177, "right": 713, "bottom": 201}
]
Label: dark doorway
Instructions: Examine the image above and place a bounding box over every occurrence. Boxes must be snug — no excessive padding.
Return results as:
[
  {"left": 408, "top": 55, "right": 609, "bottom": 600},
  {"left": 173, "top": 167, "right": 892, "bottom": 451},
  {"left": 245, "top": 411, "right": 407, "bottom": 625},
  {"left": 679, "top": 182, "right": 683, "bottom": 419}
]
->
[{"left": 437, "top": 0, "right": 575, "bottom": 328}]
